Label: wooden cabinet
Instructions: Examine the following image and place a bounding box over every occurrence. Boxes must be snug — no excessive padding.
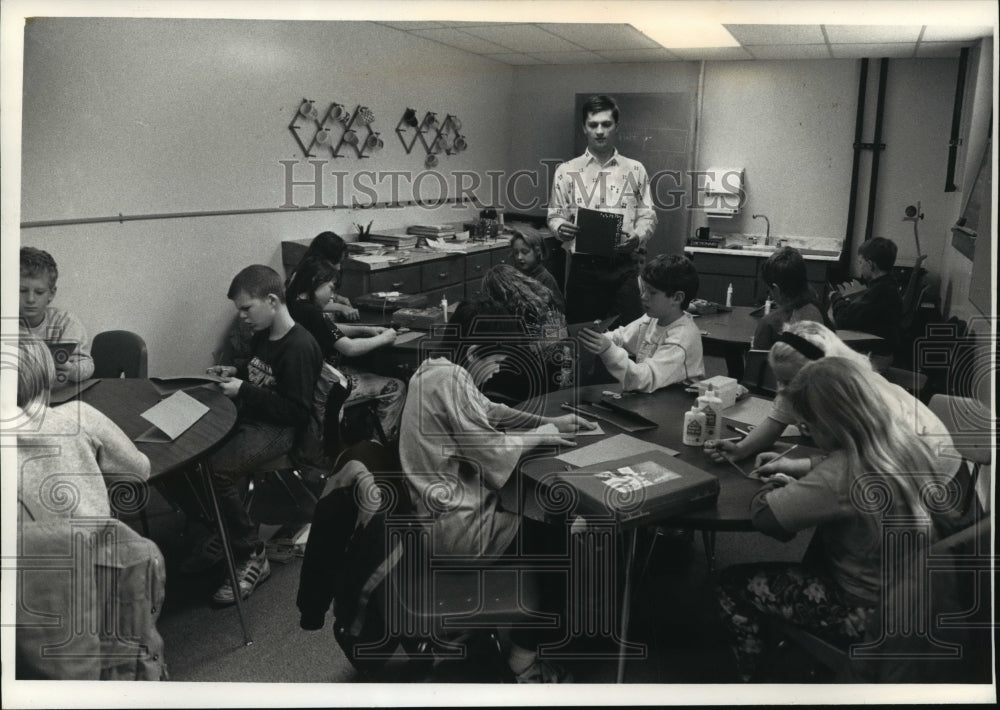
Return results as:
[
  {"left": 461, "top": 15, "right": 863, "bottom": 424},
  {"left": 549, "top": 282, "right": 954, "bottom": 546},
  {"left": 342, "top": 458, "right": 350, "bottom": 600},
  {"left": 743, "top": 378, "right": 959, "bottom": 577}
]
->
[{"left": 685, "top": 249, "right": 838, "bottom": 307}]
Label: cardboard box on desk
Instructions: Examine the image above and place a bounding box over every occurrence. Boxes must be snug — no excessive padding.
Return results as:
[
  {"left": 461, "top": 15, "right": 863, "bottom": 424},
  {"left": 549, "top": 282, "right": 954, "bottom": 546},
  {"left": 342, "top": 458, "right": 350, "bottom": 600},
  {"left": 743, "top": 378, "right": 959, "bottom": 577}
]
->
[{"left": 693, "top": 375, "right": 741, "bottom": 408}]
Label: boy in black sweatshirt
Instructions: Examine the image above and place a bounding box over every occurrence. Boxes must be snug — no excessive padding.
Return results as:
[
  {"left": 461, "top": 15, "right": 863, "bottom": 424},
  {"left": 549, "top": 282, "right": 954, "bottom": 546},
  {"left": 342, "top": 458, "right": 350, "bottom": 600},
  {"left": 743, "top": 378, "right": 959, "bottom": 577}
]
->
[{"left": 192, "top": 265, "right": 322, "bottom": 604}]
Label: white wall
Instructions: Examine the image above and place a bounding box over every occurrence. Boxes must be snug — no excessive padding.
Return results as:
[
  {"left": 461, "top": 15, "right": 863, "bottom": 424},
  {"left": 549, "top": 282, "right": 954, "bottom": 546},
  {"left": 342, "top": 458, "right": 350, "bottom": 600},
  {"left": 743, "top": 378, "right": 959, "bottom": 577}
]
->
[
  {"left": 19, "top": 18, "right": 515, "bottom": 375},
  {"left": 697, "top": 60, "right": 858, "bottom": 243}
]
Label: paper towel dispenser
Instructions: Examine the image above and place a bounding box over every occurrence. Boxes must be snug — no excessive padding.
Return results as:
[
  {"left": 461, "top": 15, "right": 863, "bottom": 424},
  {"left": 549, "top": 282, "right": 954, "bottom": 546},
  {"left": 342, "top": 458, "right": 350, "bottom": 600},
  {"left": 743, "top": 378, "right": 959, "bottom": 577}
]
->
[{"left": 703, "top": 167, "right": 744, "bottom": 219}]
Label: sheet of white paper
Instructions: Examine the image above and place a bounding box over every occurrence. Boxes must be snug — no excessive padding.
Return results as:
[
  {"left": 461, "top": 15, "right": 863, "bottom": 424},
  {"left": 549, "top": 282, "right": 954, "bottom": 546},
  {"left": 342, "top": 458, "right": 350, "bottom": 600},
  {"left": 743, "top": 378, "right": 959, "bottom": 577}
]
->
[
  {"left": 724, "top": 396, "right": 799, "bottom": 437},
  {"left": 555, "top": 433, "right": 678, "bottom": 467},
  {"left": 138, "top": 389, "right": 209, "bottom": 441}
]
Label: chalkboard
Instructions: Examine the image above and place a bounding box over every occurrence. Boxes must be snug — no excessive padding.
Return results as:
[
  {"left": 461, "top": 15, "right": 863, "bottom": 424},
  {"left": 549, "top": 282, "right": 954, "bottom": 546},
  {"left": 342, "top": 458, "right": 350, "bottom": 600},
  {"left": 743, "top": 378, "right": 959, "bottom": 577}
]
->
[{"left": 574, "top": 92, "right": 696, "bottom": 254}]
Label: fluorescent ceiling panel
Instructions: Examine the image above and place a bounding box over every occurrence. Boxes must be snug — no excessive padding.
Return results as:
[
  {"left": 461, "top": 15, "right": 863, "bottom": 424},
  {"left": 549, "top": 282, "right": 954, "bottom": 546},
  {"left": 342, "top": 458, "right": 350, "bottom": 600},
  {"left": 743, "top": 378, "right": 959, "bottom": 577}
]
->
[{"left": 634, "top": 19, "right": 740, "bottom": 49}]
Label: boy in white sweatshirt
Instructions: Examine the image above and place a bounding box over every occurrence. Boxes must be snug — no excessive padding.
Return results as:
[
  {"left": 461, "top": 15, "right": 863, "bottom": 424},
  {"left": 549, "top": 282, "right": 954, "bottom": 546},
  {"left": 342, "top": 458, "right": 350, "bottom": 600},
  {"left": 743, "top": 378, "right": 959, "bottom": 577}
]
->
[{"left": 579, "top": 253, "right": 704, "bottom": 392}]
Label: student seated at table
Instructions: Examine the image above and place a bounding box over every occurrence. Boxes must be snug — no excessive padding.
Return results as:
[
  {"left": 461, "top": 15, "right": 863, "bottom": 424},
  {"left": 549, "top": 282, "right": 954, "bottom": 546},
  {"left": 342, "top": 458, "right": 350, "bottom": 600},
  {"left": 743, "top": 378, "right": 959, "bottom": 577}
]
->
[
  {"left": 286, "top": 256, "right": 406, "bottom": 442},
  {"left": 509, "top": 227, "right": 565, "bottom": 311},
  {"left": 715, "top": 357, "right": 956, "bottom": 681},
  {"left": 578, "top": 253, "right": 704, "bottom": 393},
  {"left": 287, "top": 230, "right": 360, "bottom": 321},
  {"left": 15, "top": 338, "right": 166, "bottom": 680},
  {"left": 751, "top": 246, "right": 826, "bottom": 350},
  {"left": 398, "top": 298, "right": 594, "bottom": 682},
  {"left": 828, "top": 236, "right": 902, "bottom": 369},
  {"left": 16, "top": 337, "right": 151, "bottom": 520},
  {"left": 705, "top": 320, "right": 962, "bottom": 486},
  {"left": 222, "top": 231, "right": 361, "bottom": 370},
  {"left": 481, "top": 263, "right": 569, "bottom": 400},
  {"left": 184, "top": 265, "right": 323, "bottom": 604},
  {"left": 19, "top": 246, "right": 94, "bottom": 386}
]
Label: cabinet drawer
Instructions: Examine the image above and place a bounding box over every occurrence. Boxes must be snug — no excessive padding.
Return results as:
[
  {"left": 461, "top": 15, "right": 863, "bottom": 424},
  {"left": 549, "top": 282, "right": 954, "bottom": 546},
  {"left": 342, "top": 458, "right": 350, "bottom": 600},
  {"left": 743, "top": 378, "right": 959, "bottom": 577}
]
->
[
  {"left": 491, "top": 248, "right": 510, "bottom": 268},
  {"left": 465, "top": 278, "right": 485, "bottom": 302},
  {"left": 691, "top": 253, "right": 759, "bottom": 277},
  {"left": 421, "top": 257, "right": 464, "bottom": 289},
  {"left": 466, "top": 252, "right": 492, "bottom": 281},
  {"left": 369, "top": 265, "right": 421, "bottom": 294}
]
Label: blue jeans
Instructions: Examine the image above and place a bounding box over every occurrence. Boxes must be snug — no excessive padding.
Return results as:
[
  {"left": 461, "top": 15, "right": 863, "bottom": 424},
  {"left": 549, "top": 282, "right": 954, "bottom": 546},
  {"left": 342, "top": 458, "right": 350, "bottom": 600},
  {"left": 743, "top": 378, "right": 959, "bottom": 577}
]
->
[{"left": 207, "top": 419, "right": 296, "bottom": 560}]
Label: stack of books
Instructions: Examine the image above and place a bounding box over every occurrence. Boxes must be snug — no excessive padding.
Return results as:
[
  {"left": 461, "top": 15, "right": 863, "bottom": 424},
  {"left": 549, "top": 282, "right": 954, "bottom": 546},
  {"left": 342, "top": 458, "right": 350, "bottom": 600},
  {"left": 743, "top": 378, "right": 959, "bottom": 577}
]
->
[
  {"left": 406, "top": 224, "right": 456, "bottom": 239},
  {"left": 367, "top": 230, "right": 419, "bottom": 250},
  {"left": 346, "top": 241, "right": 386, "bottom": 254}
]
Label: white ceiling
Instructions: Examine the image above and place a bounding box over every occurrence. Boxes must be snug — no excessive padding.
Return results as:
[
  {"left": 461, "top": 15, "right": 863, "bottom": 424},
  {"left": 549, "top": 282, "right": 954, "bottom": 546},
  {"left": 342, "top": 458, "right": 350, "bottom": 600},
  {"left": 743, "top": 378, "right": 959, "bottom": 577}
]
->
[{"left": 376, "top": 21, "right": 994, "bottom": 65}]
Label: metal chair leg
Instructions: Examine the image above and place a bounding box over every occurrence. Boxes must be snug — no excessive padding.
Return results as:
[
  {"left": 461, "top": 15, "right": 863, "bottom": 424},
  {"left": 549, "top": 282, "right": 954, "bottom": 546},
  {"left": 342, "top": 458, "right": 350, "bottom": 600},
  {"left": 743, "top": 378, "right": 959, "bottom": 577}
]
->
[
  {"left": 199, "top": 462, "right": 254, "bottom": 646},
  {"left": 616, "top": 529, "right": 639, "bottom": 683},
  {"left": 701, "top": 529, "right": 717, "bottom": 572}
]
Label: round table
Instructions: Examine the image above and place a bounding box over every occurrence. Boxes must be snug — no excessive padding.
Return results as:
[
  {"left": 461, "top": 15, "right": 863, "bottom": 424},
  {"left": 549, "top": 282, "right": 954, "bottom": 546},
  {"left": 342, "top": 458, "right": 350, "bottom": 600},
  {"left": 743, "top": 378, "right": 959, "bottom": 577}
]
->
[
  {"left": 79, "top": 378, "right": 237, "bottom": 478},
  {"left": 694, "top": 306, "right": 885, "bottom": 379}
]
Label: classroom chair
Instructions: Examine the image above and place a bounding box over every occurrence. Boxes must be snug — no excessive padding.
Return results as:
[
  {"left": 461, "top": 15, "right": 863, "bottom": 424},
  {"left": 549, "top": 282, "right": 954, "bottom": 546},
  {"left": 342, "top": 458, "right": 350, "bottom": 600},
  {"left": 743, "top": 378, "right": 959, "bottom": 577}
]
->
[
  {"left": 739, "top": 348, "right": 777, "bottom": 396},
  {"left": 91, "top": 330, "right": 148, "bottom": 379},
  {"left": 928, "top": 394, "right": 992, "bottom": 513},
  {"left": 91, "top": 330, "right": 154, "bottom": 535},
  {"left": 307, "top": 443, "right": 556, "bottom": 682}
]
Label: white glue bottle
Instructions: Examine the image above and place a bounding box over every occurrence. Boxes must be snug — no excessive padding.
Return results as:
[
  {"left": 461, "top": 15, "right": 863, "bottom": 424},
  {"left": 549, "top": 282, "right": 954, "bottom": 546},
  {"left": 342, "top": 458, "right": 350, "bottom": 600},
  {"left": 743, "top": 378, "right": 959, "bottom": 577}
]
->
[
  {"left": 683, "top": 405, "right": 707, "bottom": 446},
  {"left": 726, "top": 283, "right": 734, "bottom": 308},
  {"left": 441, "top": 296, "right": 449, "bottom": 323},
  {"left": 697, "top": 384, "right": 724, "bottom": 440},
  {"left": 763, "top": 295, "right": 773, "bottom": 316}
]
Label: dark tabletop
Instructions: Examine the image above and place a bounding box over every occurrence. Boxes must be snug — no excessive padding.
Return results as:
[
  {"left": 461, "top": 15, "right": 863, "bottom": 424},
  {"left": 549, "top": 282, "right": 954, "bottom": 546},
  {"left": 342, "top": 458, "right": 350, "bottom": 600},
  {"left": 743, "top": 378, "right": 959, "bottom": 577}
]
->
[
  {"left": 79, "top": 378, "right": 237, "bottom": 479},
  {"left": 516, "top": 383, "right": 774, "bottom": 531}
]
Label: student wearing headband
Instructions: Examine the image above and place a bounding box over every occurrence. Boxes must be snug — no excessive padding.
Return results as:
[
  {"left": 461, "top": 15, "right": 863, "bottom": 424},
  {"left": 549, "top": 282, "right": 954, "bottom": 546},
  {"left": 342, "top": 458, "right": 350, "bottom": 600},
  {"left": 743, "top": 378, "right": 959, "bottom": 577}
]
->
[{"left": 705, "top": 320, "right": 962, "bottom": 487}]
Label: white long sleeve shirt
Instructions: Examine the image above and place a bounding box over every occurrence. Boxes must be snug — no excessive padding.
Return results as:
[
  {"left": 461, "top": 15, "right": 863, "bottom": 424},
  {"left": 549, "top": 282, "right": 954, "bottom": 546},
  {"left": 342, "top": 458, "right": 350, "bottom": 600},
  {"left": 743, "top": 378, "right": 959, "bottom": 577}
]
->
[{"left": 599, "top": 312, "right": 704, "bottom": 393}]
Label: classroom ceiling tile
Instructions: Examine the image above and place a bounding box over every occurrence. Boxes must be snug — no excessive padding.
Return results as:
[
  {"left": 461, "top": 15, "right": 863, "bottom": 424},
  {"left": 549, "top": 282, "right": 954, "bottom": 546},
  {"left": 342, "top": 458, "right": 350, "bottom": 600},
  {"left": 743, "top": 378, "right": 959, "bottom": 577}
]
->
[
  {"left": 378, "top": 21, "right": 446, "bottom": 31},
  {"left": 462, "top": 24, "right": 581, "bottom": 53},
  {"left": 537, "top": 23, "right": 660, "bottom": 50},
  {"left": 486, "top": 52, "right": 545, "bottom": 65},
  {"left": 920, "top": 25, "right": 994, "bottom": 42},
  {"left": 411, "top": 28, "right": 511, "bottom": 54},
  {"left": 725, "top": 24, "right": 827, "bottom": 45},
  {"left": 596, "top": 47, "right": 681, "bottom": 62},
  {"left": 915, "top": 41, "right": 967, "bottom": 58},
  {"left": 526, "top": 50, "right": 609, "bottom": 65},
  {"left": 746, "top": 44, "right": 833, "bottom": 60},
  {"left": 670, "top": 46, "right": 754, "bottom": 61},
  {"left": 829, "top": 42, "right": 918, "bottom": 59},
  {"left": 824, "top": 25, "right": 923, "bottom": 44}
]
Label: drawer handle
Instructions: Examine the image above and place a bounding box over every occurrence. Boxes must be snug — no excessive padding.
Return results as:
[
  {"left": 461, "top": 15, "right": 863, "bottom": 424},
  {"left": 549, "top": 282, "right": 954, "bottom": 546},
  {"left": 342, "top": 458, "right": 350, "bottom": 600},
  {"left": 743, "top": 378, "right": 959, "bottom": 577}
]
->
[
  {"left": 437, "top": 272, "right": 448, "bottom": 279},
  {"left": 474, "top": 265, "right": 483, "bottom": 272},
  {"left": 392, "top": 281, "right": 404, "bottom": 288}
]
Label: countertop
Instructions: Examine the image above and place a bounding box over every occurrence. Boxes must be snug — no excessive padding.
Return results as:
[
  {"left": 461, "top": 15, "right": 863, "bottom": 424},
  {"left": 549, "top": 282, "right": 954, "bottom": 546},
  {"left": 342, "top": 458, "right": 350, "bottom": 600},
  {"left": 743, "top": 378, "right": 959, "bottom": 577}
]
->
[{"left": 683, "top": 245, "right": 841, "bottom": 262}]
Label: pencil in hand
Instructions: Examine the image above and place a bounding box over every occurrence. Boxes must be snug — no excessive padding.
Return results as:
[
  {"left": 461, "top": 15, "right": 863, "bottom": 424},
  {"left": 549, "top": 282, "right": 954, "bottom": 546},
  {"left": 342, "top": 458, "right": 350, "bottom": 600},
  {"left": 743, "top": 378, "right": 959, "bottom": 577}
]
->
[{"left": 750, "top": 444, "right": 800, "bottom": 477}]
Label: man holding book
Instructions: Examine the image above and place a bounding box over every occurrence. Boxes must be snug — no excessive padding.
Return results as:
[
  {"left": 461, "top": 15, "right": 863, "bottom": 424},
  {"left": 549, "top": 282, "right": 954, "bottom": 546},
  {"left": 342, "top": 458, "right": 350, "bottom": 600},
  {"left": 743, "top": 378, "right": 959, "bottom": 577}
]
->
[{"left": 547, "top": 95, "right": 657, "bottom": 324}]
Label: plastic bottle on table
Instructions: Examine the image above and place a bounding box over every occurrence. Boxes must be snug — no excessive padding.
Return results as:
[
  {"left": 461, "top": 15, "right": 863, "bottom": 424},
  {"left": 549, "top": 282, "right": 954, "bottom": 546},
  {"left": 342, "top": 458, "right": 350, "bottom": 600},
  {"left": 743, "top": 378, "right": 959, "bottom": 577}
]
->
[
  {"left": 682, "top": 405, "right": 707, "bottom": 446},
  {"left": 726, "top": 283, "right": 734, "bottom": 308},
  {"left": 763, "top": 296, "right": 773, "bottom": 316},
  {"left": 697, "top": 384, "right": 724, "bottom": 440}
]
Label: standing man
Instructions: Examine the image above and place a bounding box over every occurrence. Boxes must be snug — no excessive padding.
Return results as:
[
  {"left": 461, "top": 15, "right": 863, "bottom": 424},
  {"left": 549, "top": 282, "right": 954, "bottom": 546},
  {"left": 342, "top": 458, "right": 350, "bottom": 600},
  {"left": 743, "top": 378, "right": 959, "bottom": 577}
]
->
[{"left": 547, "top": 95, "right": 657, "bottom": 324}]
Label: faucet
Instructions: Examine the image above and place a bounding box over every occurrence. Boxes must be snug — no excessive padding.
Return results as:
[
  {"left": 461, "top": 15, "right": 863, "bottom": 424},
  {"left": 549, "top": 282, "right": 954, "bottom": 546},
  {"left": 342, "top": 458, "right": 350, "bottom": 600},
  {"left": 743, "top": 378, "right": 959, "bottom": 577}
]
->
[{"left": 752, "top": 213, "right": 770, "bottom": 243}]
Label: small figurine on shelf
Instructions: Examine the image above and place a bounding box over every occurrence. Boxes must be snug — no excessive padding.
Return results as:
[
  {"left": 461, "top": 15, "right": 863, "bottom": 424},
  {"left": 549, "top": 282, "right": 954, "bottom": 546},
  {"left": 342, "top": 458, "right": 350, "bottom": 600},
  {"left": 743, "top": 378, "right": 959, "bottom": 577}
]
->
[{"left": 356, "top": 220, "right": 373, "bottom": 240}]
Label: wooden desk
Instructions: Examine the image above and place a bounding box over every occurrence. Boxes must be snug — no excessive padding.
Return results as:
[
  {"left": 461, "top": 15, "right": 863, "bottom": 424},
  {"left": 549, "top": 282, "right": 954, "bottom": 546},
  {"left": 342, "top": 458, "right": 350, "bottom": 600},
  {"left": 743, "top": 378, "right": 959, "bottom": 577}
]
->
[
  {"left": 79, "top": 379, "right": 237, "bottom": 478},
  {"left": 517, "top": 383, "right": 770, "bottom": 682},
  {"left": 695, "top": 306, "right": 885, "bottom": 379},
  {"left": 80, "top": 379, "right": 255, "bottom": 644}
]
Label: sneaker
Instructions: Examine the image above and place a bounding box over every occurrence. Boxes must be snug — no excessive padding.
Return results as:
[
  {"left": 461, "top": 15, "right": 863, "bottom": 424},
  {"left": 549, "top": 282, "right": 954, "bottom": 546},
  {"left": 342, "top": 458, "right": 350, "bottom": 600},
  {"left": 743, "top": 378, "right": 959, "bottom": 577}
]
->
[
  {"left": 212, "top": 548, "right": 271, "bottom": 605},
  {"left": 514, "top": 658, "right": 573, "bottom": 683},
  {"left": 179, "top": 533, "right": 225, "bottom": 575}
]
